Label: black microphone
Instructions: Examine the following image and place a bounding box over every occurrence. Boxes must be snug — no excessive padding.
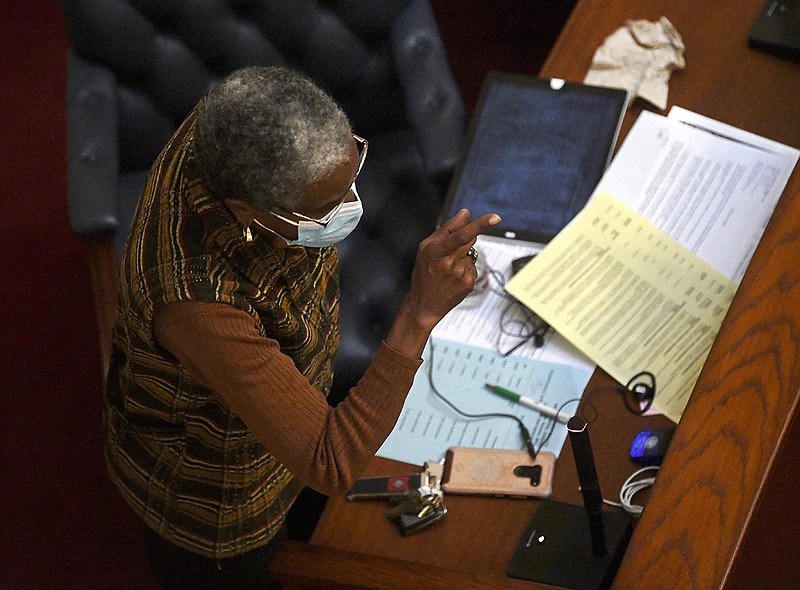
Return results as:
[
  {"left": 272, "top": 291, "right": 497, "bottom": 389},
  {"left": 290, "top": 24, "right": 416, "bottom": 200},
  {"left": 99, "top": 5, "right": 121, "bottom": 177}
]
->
[
  {"left": 508, "top": 413, "right": 633, "bottom": 589},
  {"left": 568, "top": 415, "right": 606, "bottom": 557}
]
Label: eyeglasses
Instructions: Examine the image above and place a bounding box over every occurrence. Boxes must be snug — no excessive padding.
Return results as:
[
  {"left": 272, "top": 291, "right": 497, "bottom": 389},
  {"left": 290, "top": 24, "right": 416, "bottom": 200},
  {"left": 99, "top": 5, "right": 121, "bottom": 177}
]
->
[{"left": 272, "top": 134, "right": 368, "bottom": 228}]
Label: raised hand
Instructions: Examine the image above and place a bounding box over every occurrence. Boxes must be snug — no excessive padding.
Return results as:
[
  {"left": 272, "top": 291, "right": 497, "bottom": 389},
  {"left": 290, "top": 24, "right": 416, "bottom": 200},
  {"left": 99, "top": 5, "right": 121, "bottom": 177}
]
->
[{"left": 385, "top": 209, "right": 501, "bottom": 358}]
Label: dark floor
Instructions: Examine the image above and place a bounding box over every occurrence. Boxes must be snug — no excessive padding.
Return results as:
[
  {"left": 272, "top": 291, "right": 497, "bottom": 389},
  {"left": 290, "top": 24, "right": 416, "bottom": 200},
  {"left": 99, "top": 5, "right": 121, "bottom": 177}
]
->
[{"left": 431, "top": 0, "right": 575, "bottom": 114}]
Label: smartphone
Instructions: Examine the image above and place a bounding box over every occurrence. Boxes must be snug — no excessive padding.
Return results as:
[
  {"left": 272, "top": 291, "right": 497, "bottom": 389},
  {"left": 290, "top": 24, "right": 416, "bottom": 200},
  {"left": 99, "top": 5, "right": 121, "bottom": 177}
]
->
[{"left": 441, "top": 447, "right": 556, "bottom": 498}]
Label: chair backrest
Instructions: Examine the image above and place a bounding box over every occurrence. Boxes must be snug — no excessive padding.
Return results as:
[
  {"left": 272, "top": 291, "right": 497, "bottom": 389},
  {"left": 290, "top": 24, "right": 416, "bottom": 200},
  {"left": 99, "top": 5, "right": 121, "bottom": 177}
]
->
[
  {"left": 62, "top": 0, "right": 466, "bottom": 399},
  {"left": 61, "top": 0, "right": 426, "bottom": 174}
]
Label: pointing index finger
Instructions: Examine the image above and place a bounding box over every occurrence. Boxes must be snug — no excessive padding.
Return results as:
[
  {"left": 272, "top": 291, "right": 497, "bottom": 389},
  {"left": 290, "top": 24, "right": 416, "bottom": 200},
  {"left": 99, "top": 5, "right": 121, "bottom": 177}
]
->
[{"left": 434, "top": 212, "right": 501, "bottom": 257}]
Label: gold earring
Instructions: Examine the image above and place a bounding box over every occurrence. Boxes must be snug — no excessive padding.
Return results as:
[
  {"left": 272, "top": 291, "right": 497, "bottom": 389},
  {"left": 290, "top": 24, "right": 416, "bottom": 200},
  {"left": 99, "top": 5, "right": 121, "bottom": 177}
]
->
[{"left": 243, "top": 226, "right": 253, "bottom": 243}]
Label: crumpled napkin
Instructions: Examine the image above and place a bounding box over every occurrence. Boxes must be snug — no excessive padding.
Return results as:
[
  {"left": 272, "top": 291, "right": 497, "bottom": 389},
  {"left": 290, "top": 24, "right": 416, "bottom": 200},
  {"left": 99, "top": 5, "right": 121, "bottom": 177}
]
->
[{"left": 584, "top": 16, "right": 685, "bottom": 110}]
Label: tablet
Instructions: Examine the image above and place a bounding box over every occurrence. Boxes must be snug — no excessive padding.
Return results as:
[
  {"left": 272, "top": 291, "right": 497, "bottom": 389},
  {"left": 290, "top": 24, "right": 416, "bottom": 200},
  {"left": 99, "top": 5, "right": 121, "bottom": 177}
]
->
[{"left": 441, "top": 72, "right": 629, "bottom": 244}]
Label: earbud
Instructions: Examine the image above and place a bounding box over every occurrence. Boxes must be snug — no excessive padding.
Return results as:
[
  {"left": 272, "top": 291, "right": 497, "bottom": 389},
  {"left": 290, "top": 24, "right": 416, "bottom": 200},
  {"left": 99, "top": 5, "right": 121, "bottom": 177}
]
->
[{"left": 620, "top": 371, "right": 656, "bottom": 415}]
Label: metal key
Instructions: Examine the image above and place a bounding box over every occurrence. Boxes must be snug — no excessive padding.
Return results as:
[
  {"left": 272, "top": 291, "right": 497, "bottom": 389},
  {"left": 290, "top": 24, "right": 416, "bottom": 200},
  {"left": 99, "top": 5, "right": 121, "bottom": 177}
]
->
[
  {"left": 395, "top": 505, "right": 446, "bottom": 535},
  {"left": 386, "top": 488, "right": 446, "bottom": 535},
  {"left": 392, "top": 501, "right": 447, "bottom": 535},
  {"left": 385, "top": 489, "right": 426, "bottom": 519},
  {"left": 347, "top": 460, "right": 448, "bottom": 535},
  {"left": 416, "top": 493, "right": 443, "bottom": 518}
]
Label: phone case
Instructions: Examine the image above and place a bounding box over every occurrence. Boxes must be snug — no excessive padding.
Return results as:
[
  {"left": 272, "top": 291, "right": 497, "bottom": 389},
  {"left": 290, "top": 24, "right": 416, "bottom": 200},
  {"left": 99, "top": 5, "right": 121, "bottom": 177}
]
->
[{"left": 442, "top": 447, "right": 556, "bottom": 498}]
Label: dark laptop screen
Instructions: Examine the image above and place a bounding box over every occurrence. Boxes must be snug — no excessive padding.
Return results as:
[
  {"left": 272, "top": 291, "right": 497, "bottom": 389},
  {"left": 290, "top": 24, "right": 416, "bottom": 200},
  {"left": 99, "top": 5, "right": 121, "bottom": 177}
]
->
[{"left": 441, "top": 72, "right": 628, "bottom": 244}]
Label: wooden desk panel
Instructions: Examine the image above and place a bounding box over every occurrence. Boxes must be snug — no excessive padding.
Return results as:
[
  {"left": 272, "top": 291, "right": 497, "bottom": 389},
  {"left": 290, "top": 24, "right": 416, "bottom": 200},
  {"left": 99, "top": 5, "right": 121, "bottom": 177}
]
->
[{"left": 271, "top": 1, "right": 800, "bottom": 588}]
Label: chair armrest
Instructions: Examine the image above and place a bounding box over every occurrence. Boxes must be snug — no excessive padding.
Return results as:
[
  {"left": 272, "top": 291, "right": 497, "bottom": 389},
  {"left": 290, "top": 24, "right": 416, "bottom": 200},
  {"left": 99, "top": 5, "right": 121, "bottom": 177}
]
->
[
  {"left": 391, "top": 0, "right": 465, "bottom": 181},
  {"left": 66, "top": 51, "right": 120, "bottom": 238},
  {"left": 86, "top": 240, "right": 119, "bottom": 378}
]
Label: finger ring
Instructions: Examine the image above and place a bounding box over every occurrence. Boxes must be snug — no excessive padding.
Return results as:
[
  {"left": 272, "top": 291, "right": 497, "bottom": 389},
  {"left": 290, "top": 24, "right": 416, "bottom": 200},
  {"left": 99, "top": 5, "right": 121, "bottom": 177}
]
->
[{"left": 467, "top": 247, "right": 479, "bottom": 264}]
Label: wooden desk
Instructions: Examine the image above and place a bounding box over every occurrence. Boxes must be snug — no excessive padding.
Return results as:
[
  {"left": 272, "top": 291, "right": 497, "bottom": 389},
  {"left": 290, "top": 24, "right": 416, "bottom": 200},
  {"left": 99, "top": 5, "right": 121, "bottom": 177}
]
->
[{"left": 270, "top": 1, "right": 800, "bottom": 588}]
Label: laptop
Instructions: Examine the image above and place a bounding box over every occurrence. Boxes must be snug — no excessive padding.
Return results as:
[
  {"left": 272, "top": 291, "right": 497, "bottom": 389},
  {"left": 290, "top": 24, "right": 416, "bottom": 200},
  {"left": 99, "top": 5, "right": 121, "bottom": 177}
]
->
[{"left": 440, "top": 72, "right": 629, "bottom": 248}]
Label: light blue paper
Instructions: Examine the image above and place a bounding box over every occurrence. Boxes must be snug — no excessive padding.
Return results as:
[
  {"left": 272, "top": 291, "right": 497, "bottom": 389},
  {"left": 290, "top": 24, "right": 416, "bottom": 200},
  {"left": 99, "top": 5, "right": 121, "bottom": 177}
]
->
[{"left": 377, "top": 337, "right": 593, "bottom": 465}]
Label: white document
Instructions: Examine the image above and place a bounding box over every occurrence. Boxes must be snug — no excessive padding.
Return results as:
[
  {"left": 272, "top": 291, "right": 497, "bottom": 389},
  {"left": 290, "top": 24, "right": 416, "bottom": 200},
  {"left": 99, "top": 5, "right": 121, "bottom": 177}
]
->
[
  {"left": 668, "top": 106, "right": 799, "bottom": 160},
  {"left": 432, "top": 235, "right": 595, "bottom": 372},
  {"left": 377, "top": 337, "right": 593, "bottom": 465},
  {"left": 594, "top": 109, "right": 799, "bottom": 283}
]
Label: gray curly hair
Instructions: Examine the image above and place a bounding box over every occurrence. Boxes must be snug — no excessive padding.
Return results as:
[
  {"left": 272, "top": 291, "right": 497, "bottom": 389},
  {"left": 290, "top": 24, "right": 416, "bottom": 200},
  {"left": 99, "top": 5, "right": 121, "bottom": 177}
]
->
[{"left": 193, "top": 66, "right": 353, "bottom": 211}]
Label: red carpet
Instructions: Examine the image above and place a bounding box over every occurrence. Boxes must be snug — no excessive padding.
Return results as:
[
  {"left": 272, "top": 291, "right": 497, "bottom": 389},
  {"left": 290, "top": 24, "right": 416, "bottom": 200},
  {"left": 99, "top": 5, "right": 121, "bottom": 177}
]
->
[
  {"left": 0, "top": 2, "right": 570, "bottom": 588},
  {"left": 0, "top": 3, "right": 158, "bottom": 589}
]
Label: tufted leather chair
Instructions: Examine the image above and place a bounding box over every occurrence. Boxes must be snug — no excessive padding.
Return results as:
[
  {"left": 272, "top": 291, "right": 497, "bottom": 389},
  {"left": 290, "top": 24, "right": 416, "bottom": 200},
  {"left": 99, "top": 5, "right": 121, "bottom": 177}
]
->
[{"left": 61, "top": 0, "right": 465, "bottom": 402}]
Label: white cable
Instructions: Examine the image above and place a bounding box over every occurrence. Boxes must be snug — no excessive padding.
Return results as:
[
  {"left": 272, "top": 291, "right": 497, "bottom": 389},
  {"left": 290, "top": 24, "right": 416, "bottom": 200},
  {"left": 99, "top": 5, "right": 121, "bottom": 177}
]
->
[{"left": 602, "top": 465, "right": 660, "bottom": 518}]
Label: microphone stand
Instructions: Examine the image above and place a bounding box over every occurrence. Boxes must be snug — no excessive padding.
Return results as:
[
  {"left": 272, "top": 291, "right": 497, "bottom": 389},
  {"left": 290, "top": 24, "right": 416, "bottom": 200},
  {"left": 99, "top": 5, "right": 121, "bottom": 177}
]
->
[
  {"left": 568, "top": 415, "right": 608, "bottom": 558},
  {"left": 508, "top": 416, "right": 633, "bottom": 590}
]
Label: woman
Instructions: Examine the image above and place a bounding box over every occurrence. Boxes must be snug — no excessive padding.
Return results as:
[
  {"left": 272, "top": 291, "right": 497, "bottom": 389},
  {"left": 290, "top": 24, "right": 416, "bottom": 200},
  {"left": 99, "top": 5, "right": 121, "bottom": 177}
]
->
[{"left": 104, "top": 66, "right": 499, "bottom": 589}]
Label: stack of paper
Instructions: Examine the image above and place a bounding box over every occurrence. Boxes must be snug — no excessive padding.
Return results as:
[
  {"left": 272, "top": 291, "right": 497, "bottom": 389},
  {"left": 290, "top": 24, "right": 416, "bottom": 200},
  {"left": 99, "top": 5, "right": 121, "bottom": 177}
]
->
[{"left": 506, "top": 108, "right": 799, "bottom": 422}]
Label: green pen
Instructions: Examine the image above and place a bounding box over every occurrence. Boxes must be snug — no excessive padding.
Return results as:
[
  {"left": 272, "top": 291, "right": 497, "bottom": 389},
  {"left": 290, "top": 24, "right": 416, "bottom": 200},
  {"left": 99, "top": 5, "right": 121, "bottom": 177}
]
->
[{"left": 485, "top": 383, "right": 569, "bottom": 423}]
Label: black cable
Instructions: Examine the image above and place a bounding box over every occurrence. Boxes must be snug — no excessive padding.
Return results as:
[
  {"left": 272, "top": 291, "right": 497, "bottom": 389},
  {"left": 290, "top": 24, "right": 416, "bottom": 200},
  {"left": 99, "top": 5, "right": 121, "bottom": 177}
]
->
[
  {"left": 480, "top": 258, "right": 551, "bottom": 354},
  {"left": 484, "top": 266, "right": 514, "bottom": 299},
  {"left": 426, "top": 339, "right": 581, "bottom": 461}
]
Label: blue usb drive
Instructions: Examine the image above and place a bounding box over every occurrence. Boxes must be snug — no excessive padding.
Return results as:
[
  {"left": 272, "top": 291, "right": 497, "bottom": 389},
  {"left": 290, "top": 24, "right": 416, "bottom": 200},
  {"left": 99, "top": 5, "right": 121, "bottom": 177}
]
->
[{"left": 630, "top": 427, "right": 675, "bottom": 465}]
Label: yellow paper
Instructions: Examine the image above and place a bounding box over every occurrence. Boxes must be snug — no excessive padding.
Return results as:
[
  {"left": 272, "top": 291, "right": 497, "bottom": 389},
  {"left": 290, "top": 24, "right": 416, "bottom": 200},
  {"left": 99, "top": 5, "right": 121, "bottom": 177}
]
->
[{"left": 505, "top": 192, "right": 737, "bottom": 422}]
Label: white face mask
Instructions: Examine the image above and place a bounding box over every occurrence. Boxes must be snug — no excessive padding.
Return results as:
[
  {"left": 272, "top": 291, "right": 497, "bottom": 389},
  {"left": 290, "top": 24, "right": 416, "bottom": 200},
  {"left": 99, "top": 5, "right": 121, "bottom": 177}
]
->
[
  {"left": 254, "top": 186, "right": 363, "bottom": 248},
  {"left": 287, "top": 191, "right": 363, "bottom": 248}
]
